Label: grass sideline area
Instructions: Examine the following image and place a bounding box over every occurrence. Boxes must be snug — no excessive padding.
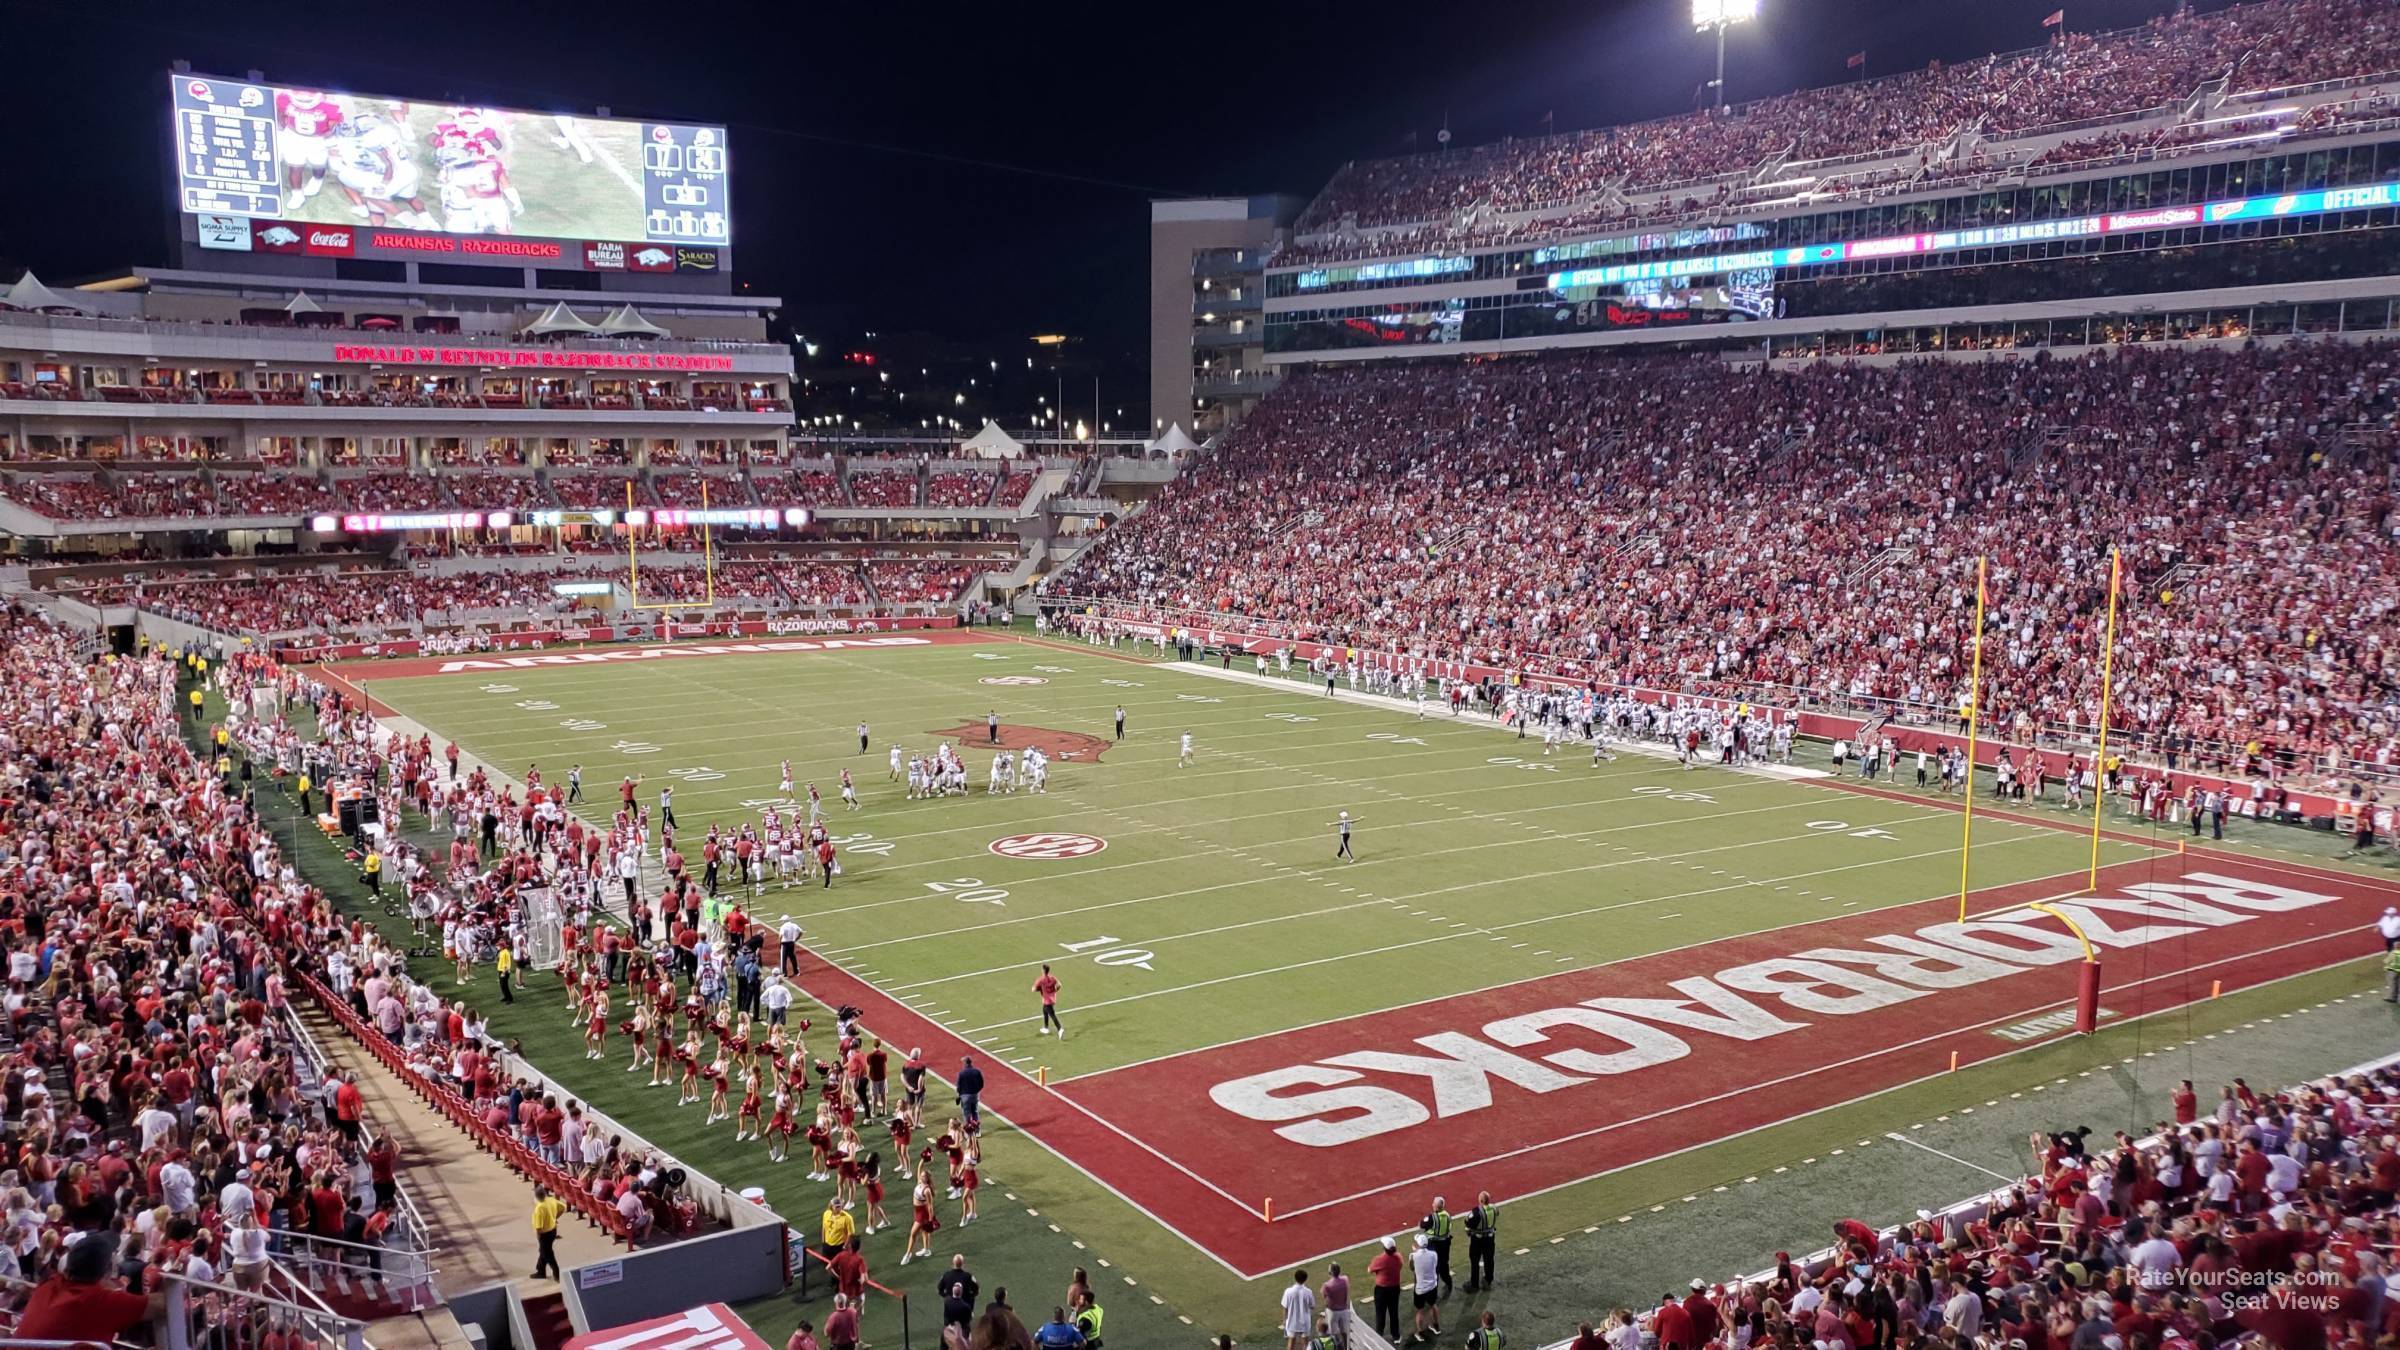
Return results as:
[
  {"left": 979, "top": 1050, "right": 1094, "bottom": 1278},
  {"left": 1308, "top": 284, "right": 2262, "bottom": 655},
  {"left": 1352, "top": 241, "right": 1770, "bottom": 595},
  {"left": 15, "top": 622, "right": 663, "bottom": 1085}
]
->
[{"left": 214, "top": 631, "right": 2400, "bottom": 1343}]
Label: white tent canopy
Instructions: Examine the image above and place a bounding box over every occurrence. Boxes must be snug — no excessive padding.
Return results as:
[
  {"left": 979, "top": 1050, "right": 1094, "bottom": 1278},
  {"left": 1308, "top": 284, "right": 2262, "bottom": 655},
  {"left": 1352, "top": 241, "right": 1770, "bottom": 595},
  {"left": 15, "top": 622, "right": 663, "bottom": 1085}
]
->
[
  {"left": 283, "top": 291, "right": 324, "bottom": 315},
  {"left": 521, "top": 302, "right": 601, "bottom": 336},
  {"left": 1147, "top": 422, "right": 1200, "bottom": 457},
  {"left": 0, "top": 271, "right": 78, "bottom": 313},
  {"left": 960, "top": 419, "right": 1027, "bottom": 460},
  {"left": 597, "top": 305, "right": 670, "bottom": 338}
]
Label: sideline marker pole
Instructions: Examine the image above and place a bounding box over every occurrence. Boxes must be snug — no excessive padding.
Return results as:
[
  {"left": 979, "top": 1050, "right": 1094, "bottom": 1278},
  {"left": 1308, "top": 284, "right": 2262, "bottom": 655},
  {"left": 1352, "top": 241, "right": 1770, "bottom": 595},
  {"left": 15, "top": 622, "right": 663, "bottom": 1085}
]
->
[
  {"left": 1037, "top": 1066, "right": 1048, "bottom": 1086},
  {"left": 1949, "top": 1050, "right": 1959, "bottom": 1072},
  {"left": 1957, "top": 556, "right": 1989, "bottom": 924},
  {"left": 1265, "top": 1197, "right": 1274, "bottom": 1223},
  {"left": 2211, "top": 979, "right": 2222, "bottom": 999},
  {"left": 2087, "top": 546, "right": 2121, "bottom": 891}
]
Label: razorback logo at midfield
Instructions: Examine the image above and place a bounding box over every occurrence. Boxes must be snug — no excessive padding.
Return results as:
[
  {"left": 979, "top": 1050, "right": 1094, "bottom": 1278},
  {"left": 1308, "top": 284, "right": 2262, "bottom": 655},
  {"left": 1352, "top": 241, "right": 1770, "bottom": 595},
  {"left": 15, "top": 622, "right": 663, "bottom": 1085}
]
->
[{"left": 929, "top": 722, "right": 1113, "bottom": 762}]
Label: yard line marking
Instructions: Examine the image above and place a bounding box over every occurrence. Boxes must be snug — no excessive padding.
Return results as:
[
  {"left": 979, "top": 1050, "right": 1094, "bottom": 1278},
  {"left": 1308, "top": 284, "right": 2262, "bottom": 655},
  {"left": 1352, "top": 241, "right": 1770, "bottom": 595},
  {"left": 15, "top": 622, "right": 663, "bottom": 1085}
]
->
[
  {"left": 1882, "top": 1132, "right": 2018, "bottom": 1181},
  {"left": 882, "top": 896, "right": 1397, "bottom": 991},
  {"left": 827, "top": 804, "right": 2025, "bottom": 957}
]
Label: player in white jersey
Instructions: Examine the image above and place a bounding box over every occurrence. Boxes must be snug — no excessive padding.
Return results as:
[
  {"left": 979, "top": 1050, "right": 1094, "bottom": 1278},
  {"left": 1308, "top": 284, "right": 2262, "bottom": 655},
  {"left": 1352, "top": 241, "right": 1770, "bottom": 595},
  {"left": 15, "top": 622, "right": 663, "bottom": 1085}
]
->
[
  {"left": 275, "top": 90, "right": 345, "bottom": 209},
  {"left": 986, "top": 753, "right": 1008, "bottom": 795},
  {"left": 549, "top": 113, "right": 598, "bottom": 163},
  {"left": 779, "top": 759, "right": 794, "bottom": 796},
  {"left": 766, "top": 816, "right": 793, "bottom": 885},
  {"left": 1178, "top": 731, "right": 1193, "bottom": 767},
  {"left": 1773, "top": 721, "right": 1794, "bottom": 763},
  {"left": 1024, "top": 747, "right": 1049, "bottom": 794},
  {"left": 1542, "top": 719, "right": 1563, "bottom": 756},
  {"left": 329, "top": 112, "right": 433, "bottom": 228},
  {"left": 889, "top": 744, "right": 903, "bottom": 782},
  {"left": 906, "top": 756, "right": 926, "bottom": 800}
]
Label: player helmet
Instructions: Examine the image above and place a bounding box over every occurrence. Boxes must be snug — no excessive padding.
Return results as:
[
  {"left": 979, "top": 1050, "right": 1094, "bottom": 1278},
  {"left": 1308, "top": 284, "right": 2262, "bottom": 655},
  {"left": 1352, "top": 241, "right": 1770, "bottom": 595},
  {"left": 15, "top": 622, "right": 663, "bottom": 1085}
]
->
[{"left": 288, "top": 90, "right": 325, "bottom": 108}]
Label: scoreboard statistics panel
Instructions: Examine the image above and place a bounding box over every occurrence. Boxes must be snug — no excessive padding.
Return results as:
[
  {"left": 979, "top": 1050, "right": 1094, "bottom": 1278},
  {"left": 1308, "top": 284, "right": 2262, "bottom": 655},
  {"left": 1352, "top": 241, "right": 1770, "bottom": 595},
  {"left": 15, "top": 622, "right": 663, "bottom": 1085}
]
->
[{"left": 169, "top": 73, "right": 731, "bottom": 265}]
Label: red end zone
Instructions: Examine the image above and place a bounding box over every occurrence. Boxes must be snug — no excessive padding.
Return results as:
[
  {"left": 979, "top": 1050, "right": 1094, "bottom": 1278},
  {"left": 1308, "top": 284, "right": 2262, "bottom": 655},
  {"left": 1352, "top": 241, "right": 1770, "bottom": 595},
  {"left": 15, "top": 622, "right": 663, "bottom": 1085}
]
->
[{"left": 811, "top": 851, "right": 2394, "bottom": 1279}]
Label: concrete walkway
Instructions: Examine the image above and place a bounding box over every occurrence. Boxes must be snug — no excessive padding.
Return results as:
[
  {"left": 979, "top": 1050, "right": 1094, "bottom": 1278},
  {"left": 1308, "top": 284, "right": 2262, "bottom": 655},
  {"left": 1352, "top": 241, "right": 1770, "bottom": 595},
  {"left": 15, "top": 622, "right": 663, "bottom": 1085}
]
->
[{"left": 298, "top": 1003, "right": 625, "bottom": 1296}]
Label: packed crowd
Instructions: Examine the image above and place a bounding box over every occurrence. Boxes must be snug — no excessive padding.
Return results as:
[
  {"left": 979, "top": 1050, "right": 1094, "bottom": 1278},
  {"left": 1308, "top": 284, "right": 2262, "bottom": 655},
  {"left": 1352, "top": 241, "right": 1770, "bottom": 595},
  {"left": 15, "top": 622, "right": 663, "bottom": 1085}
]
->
[
  {"left": 1576, "top": 1066, "right": 2400, "bottom": 1349},
  {"left": 0, "top": 612, "right": 433, "bottom": 1344},
  {"left": 849, "top": 471, "right": 920, "bottom": 508},
  {"left": 868, "top": 563, "right": 988, "bottom": 606},
  {"left": 1054, "top": 341, "right": 2400, "bottom": 787},
  {"left": 1285, "top": 0, "right": 2400, "bottom": 248},
  {"left": 552, "top": 476, "right": 657, "bottom": 511},
  {"left": 653, "top": 472, "right": 756, "bottom": 511},
  {"left": 342, "top": 474, "right": 456, "bottom": 514},
  {"left": 924, "top": 472, "right": 993, "bottom": 509}
]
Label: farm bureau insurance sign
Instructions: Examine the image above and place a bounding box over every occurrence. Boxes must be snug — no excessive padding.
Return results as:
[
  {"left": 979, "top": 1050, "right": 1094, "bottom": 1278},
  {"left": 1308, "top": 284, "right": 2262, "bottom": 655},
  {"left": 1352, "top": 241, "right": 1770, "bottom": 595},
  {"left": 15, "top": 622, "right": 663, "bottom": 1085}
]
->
[{"left": 332, "top": 344, "right": 737, "bottom": 372}]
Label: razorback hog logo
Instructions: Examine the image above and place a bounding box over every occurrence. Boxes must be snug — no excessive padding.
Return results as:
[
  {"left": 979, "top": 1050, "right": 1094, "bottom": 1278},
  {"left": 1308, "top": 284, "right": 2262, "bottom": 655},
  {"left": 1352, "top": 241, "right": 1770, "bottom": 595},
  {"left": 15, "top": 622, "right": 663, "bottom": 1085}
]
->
[
  {"left": 1208, "top": 872, "right": 2337, "bottom": 1147},
  {"left": 929, "top": 722, "right": 1112, "bottom": 763}
]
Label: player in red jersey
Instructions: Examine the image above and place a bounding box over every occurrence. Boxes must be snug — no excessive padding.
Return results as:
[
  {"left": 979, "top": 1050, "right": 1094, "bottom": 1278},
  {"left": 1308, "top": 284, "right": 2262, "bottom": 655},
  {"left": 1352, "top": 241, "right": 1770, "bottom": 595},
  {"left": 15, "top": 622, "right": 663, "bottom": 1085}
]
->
[
  {"left": 436, "top": 140, "right": 520, "bottom": 234},
  {"left": 274, "top": 90, "right": 346, "bottom": 210}
]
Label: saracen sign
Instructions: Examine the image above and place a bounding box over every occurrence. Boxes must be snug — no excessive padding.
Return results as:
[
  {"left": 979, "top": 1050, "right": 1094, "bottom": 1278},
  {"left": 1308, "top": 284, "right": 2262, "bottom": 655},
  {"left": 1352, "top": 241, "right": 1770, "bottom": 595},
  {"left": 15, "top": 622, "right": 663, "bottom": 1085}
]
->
[{"left": 329, "top": 344, "right": 738, "bottom": 372}]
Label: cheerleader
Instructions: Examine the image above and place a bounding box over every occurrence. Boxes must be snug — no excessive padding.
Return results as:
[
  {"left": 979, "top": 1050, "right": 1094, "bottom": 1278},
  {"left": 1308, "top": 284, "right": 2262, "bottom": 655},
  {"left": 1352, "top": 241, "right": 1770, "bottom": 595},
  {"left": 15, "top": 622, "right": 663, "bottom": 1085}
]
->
[
  {"left": 958, "top": 1138, "right": 980, "bottom": 1227},
  {"left": 901, "top": 1168, "right": 939, "bottom": 1265},
  {"left": 583, "top": 988, "right": 610, "bottom": 1060},
  {"left": 648, "top": 1015, "right": 676, "bottom": 1090},
  {"left": 887, "top": 1108, "right": 914, "bottom": 1167},
  {"left": 704, "top": 1055, "right": 732, "bottom": 1125},
  {"left": 939, "top": 1120, "right": 966, "bottom": 1199},
  {"left": 675, "top": 1034, "right": 703, "bottom": 1104},
  {"left": 835, "top": 1128, "right": 863, "bottom": 1210},
  {"left": 767, "top": 1091, "right": 796, "bottom": 1163},
  {"left": 806, "top": 1108, "right": 835, "bottom": 1181},
  {"left": 860, "top": 1151, "right": 890, "bottom": 1234},
  {"left": 625, "top": 1006, "right": 652, "bottom": 1074},
  {"left": 734, "top": 1069, "right": 764, "bottom": 1143}
]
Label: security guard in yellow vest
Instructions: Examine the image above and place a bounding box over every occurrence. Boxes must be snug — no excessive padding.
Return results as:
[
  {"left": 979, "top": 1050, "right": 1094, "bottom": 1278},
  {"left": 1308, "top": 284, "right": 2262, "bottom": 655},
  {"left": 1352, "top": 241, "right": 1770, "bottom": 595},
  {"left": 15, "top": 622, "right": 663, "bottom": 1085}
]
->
[
  {"left": 1464, "top": 1191, "right": 1499, "bottom": 1292},
  {"left": 1419, "top": 1196, "right": 1453, "bottom": 1298}
]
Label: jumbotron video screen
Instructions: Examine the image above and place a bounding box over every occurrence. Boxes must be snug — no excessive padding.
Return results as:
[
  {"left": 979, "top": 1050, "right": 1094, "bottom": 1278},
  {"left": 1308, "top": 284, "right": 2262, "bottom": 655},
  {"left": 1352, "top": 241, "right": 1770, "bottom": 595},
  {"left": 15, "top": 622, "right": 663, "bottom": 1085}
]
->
[{"left": 169, "top": 73, "right": 729, "bottom": 265}]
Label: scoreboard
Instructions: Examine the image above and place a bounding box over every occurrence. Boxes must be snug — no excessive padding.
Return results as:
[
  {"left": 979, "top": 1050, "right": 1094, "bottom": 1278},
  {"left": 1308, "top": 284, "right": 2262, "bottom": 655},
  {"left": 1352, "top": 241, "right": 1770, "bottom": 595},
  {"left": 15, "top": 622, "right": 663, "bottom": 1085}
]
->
[{"left": 169, "top": 73, "right": 733, "bottom": 271}]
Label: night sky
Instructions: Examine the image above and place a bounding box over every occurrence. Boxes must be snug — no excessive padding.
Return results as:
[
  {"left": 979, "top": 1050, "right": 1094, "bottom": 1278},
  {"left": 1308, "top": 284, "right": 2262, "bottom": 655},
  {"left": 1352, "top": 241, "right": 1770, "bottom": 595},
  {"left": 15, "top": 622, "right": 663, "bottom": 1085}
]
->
[{"left": 0, "top": 0, "right": 2187, "bottom": 368}]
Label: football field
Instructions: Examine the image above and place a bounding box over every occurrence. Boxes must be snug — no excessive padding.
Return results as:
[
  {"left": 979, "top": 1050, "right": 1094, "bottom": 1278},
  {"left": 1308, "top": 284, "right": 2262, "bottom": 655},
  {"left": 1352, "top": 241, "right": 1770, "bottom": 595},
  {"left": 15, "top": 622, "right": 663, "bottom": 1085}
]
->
[{"left": 330, "top": 629, "right": 2400, "bottom": 1279}]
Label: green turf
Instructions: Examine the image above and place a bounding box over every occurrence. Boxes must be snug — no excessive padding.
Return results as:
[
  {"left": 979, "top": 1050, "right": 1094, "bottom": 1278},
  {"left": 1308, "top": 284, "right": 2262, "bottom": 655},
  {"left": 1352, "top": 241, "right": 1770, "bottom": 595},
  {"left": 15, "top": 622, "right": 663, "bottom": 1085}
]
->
[{"left": 258, "top": 636, "right": 2400, "bottom": 1344}]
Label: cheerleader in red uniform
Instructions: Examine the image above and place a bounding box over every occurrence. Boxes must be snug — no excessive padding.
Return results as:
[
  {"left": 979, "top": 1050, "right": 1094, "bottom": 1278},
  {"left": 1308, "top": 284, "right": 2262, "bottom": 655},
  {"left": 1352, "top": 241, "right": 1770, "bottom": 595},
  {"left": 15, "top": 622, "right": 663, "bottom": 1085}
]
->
[
  {"left": 938, "top": 1121, "right": 966, "bottom": 1199},
  {"left": 860, "top": 1151, "right": 890, "bottom": 1234},
  {"left": 583, "top": 988, "right": 610, "bottom": 1060},
  {"left": 625, "top": 1006, "right": 652, "bottom": 1076},
  {"left": 675, "top": 1034, "right": 703, "bottom": 1105},
  {"left": 836, "top": 1128, "right": 864, "bottom": 1210},
  {"left": 887, "top": 1108, "right": 914, "bottom": 1167},
  {"left": 902, "top": 1167, "right": 939, "bottom": 1265},
  {"left": 958, "top": 1138, "right": 980, "bottom": 1227},
  {"left": 734, "top": 1068, "right": 764, "bottom": 1142},
  {"left": 704, "top": 1054, "right": 731, "bottom": 1124},
  {"left": 805, "top": 1108, "right": 834, "bottom": 1181},
  {"left": 767, "top": 1090, "right": 796, "bottom": 1163}
]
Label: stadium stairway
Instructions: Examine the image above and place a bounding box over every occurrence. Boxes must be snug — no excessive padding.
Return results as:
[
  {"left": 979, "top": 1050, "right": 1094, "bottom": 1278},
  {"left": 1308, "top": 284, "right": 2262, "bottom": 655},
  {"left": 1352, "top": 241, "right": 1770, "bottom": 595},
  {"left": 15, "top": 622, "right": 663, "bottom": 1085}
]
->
[
  {"left": 294, "top": 1000, "right": 626, "bottom": 1296},
  {"left": 522, "top": 1291, "right": 576, "bottom": 1350}
]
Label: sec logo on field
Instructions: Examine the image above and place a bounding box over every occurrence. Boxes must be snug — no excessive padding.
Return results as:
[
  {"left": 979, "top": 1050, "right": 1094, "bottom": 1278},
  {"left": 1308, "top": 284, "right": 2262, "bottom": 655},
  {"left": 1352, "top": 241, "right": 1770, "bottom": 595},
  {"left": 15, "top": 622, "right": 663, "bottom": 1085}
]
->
[
  {"left": 989, "top": 833, "right": 1108, "bottom": 860},
  {"left": 979, "top": 675, "right": 1049, "bottom": 685}
]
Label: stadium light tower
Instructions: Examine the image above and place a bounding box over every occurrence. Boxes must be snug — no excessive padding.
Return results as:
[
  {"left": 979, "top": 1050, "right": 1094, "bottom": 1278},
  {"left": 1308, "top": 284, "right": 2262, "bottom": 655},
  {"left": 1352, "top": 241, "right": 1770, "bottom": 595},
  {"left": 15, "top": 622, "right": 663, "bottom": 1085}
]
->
[{"left": 1692, "top": 0, "right": 1760, "bottom": 114}]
